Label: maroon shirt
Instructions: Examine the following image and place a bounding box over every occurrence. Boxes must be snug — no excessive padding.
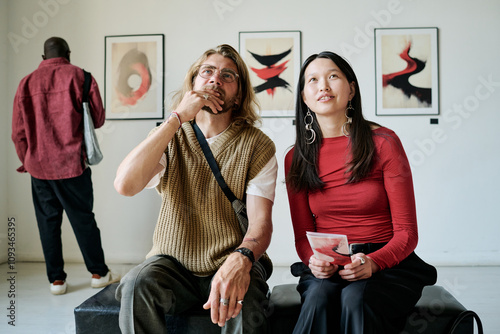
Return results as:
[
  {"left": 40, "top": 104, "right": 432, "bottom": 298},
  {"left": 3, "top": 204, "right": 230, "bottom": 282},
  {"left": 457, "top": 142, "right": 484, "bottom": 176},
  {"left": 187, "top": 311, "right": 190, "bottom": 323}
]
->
[{"left": 12, "top": 57, "right": 105, "bottom": 180}]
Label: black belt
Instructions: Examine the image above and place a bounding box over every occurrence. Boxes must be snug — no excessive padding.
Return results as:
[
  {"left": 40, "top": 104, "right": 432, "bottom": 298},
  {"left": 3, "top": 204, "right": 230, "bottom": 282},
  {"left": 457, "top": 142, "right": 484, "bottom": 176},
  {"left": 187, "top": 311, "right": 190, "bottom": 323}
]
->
[{"left": 349, "top": 242, "right": 387, "bottom": 255}]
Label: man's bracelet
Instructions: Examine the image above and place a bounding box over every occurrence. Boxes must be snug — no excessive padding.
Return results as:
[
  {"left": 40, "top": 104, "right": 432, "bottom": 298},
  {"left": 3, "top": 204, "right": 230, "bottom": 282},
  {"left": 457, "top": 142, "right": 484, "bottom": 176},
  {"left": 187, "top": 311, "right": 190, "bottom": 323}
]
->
[
  {"left": 168, "top": 111, "right": 182, "bottom": 129},
  {"left": 233, "top": 247, "right": 255, "bottom": 263}
]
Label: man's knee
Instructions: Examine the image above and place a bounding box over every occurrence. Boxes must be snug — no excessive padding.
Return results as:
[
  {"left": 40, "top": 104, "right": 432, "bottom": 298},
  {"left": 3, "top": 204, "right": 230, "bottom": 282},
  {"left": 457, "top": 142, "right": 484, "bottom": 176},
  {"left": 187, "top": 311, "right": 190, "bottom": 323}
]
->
[{"left": 116, "top": 256, "right": 171, "bottom": 302}]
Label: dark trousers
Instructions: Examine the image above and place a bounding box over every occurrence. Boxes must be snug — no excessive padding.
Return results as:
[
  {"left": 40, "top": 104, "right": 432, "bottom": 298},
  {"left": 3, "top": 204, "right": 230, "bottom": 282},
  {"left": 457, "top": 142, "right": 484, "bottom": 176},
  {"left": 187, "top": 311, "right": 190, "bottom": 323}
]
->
[
  {"left": 31, "top": 167, "right": 108, "bottom": 283},
  {"left": 116, "top": 255, "right": 270, "bottom": 334},
  {"left": 292, "top": 252, "right": 437, "bottom": 334}
]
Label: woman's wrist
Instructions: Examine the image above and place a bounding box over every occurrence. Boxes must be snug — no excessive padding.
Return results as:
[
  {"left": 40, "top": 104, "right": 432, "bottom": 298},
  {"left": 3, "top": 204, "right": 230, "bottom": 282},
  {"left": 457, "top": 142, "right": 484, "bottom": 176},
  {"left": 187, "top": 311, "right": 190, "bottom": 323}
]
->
[{"left": 367, "top": 256, "right": 380, "bottom": 273}]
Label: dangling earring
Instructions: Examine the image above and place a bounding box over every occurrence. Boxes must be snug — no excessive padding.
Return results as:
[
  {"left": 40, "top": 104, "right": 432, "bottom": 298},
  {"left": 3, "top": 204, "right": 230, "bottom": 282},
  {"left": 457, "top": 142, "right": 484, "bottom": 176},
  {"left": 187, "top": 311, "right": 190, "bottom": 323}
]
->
[
  {"left": 342, "top": 100, "right": 354, "bottom": 137},
  {"left": 304, "top": 109, "right": 316, "bottom": 145}
]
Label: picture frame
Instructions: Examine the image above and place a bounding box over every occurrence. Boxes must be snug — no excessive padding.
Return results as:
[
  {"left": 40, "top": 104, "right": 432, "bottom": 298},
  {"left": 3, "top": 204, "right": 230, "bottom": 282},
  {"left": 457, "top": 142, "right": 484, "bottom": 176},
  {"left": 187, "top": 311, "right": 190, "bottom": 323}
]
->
[
  {"left": 239, "top": 31, "right": 301, "bottom": 118},
  {"left": 104, "top": 34, "right": 164, "bottom": 120},
  {"left": 374, "top": 27, "right": 439, "bottom": 116}
]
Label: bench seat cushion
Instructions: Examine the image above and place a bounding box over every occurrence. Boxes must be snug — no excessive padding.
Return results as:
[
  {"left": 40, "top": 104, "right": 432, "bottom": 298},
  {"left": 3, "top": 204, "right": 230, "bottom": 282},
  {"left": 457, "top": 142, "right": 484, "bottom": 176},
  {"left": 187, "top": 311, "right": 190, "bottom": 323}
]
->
[
  {"left": 267, "top": 284, "right": 473, "bottom": 334},
  {"left": 75, "top": 283, "right": 474, "bottom": 334},
  {"left": 74, "top": 283, "right": 220, "bottom": 334}
]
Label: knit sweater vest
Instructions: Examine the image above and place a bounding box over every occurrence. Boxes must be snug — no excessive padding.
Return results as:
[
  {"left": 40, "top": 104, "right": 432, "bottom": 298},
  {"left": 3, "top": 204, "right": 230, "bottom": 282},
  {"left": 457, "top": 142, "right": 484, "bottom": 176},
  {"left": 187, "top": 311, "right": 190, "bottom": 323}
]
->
[{"left": 146, "top": 121, "right": 276, "bottom": 276}]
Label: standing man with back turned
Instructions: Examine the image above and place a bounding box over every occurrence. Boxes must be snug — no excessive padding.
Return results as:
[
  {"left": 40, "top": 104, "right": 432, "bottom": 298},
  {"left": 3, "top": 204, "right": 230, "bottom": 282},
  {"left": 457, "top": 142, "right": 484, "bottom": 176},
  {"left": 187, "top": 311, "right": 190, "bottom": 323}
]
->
[
  {"left": 12, "top": 37, "right": 119, "bottom": 295},
  {"left": 114, "top": 44, "right": 277, "bottom": 333}
]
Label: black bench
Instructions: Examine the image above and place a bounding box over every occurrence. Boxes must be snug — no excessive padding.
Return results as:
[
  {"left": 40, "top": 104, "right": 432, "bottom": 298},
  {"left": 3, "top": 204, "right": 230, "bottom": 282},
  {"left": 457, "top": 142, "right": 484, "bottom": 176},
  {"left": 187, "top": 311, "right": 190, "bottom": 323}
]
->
[
  {"left": 74, "top": 283, "right": 219, "bottom": 334},
  {"left": 74, "top": 283, "right": 481, "bottom": 333},
  {"left": 267, "top": 284, "right": 481, "bottom": 334}
]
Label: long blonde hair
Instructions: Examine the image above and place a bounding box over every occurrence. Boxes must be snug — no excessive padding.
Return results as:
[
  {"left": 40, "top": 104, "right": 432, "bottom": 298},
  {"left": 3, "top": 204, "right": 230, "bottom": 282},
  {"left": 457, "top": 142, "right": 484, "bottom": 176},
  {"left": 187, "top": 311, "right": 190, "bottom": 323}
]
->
[{"left": 171, "top": 44, "right": 260, "bottom": 126}]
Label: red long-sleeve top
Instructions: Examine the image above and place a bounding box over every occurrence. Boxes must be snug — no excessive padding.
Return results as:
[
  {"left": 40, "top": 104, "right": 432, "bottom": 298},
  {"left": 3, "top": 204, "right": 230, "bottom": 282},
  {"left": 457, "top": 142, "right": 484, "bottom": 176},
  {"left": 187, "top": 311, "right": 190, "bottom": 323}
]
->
[
  {"left": 12, "top": 57, "right": 105, "bottom": 180},
  {"left": 284, "top": 127, "right": 418, "bottom": 270}
]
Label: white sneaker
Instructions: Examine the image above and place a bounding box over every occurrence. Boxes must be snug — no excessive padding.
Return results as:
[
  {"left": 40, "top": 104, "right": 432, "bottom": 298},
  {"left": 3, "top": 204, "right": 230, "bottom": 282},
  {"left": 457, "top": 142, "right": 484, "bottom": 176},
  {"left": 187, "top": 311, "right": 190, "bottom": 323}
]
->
[
  {"left": 91, "top": 271, "right": 121, "bottom": 288},
  {"left": 50, "top": 280, "right": 67, "bottom": 295}
]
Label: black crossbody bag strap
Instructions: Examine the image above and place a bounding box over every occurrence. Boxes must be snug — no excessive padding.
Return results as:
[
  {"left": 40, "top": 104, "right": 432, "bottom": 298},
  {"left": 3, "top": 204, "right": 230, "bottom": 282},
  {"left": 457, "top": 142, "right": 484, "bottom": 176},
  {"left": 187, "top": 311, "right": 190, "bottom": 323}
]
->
[
  {"left": 191, "top": 121, "right": 248, "bottom": 234},
  {"left": 83, "top": 70, "right": 91, "bottom": 103},
  {"left": 192, "top": 122, "right": 237, "bottom": 202}
]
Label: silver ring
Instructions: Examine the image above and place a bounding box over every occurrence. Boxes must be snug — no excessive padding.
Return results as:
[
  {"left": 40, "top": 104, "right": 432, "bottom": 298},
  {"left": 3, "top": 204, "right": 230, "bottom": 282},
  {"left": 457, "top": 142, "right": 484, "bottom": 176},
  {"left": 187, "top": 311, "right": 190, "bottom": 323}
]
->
[
  {"left": 237, "top": 300, "right": 244, "bottom": 305},
  {"left": 220, "top": 298, "right": 229, "bottom": 306},
  {"left": 359, "top": 257, "right": 366, "bottom": 265},
  {"left": 203, "top": 94, "right": 209, "bottom": 100}
]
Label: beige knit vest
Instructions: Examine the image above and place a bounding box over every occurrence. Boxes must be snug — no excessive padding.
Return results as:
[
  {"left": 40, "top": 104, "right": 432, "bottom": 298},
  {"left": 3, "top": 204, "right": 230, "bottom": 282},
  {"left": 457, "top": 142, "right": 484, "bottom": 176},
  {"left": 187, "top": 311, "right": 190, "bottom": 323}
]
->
[{"left": 146, "top": 121, "right": 276, "bottom": 276}]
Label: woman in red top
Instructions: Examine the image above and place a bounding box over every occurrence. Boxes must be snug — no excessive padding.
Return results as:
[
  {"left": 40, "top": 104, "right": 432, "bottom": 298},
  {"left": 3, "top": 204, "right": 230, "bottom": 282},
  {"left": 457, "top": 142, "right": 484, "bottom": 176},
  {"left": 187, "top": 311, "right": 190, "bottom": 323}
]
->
[{"left": 285, "top": 52, "right": 437, "bottom": 334}]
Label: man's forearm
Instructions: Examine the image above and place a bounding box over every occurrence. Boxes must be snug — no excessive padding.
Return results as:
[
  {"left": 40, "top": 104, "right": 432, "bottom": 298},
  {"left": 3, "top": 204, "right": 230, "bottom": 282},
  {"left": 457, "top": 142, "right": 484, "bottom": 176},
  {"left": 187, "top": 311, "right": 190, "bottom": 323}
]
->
[{"left": 239, "top": 194, "right": 273, "bottom": 260}]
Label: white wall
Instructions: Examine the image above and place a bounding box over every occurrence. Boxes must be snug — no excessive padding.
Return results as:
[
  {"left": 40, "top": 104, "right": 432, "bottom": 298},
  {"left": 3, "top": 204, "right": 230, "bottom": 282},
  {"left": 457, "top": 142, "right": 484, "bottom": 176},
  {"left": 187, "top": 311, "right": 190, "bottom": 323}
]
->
[{"left": 4, "top": 0, "right": 500, "bottom": 267}]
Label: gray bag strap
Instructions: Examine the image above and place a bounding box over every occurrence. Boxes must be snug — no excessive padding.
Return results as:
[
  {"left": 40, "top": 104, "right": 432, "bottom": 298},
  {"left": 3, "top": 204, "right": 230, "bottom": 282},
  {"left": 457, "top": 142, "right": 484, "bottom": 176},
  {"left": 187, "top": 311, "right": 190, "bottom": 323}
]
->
[{"left": 81, "top": 69, "right": 103, "bottom": 165}]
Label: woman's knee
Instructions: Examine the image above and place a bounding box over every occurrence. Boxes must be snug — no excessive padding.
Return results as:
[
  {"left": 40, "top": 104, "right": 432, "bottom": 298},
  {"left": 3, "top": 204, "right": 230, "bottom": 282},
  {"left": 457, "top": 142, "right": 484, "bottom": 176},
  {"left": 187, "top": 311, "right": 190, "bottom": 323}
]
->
[
  {"left": 301, "top": 279, "right": 341, "bottom": 310},
  {"left": 340, "top": 281, "right": 366, "bottom": 311}
]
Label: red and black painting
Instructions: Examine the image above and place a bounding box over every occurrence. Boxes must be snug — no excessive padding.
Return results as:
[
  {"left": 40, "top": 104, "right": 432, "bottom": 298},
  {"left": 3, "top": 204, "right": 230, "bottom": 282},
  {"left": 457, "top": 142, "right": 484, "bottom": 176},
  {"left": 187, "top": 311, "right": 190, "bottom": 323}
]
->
[
  {"left": 375, "top": 28, "right": 439, "bottom": 115},
  {"left": 240, "top": 31, "right": 301, "bottom": 117}
]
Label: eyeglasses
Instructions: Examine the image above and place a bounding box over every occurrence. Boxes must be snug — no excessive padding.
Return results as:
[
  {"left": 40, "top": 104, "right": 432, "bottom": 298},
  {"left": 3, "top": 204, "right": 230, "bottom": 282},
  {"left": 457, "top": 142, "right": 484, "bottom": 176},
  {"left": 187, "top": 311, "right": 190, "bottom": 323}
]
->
[{"left": 198, "top": 65, "right": 239, "bottom": 83}]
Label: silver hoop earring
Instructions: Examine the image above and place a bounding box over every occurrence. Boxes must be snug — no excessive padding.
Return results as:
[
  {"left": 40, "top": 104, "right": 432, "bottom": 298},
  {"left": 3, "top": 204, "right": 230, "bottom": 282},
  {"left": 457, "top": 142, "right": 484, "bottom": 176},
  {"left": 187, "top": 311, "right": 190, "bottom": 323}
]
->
[
  {"left": 342, "top": 100, "right": 354, "bottom": 137},
  {"left": 304, "top": 109, "right": 316, "bottom": 145}
]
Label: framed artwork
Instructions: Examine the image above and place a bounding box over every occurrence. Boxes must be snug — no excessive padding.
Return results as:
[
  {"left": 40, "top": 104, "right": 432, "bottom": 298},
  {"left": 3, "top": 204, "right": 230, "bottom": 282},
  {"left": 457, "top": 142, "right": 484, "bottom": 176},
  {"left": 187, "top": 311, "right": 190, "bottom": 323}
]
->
[
  {"left": 239, "top": 31, "right": 301, "bottom": 118},
  {"left": 374, "top": 27, "right": 439, "bottom": 116},
  {"left": 105, "top": 34, "right": 164, "bottom": 120}
]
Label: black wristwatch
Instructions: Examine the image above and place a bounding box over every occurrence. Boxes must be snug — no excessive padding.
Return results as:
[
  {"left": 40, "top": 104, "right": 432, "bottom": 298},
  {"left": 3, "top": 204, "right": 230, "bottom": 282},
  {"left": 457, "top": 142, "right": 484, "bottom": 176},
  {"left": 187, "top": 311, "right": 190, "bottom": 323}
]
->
[{"left": 234, "top": 247, "right": 255, "bottom": 263}]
